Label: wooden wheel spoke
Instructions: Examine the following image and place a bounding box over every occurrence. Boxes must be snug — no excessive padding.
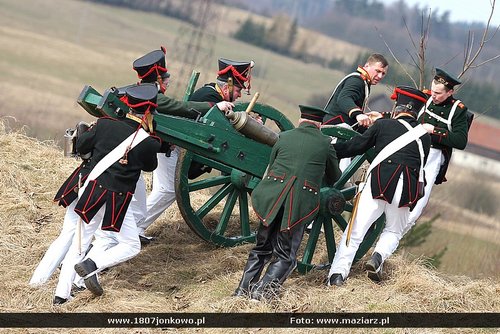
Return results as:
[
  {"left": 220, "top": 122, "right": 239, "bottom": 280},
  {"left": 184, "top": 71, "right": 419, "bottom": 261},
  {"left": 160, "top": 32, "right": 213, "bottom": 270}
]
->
[
  {"left": 196, "top": 184, "right": 234, "bottom": 219},
  {"left": 214, "top": 189, "right": 239, "bottom": 235},
  {"left": 332, "top": 213, "right": 349, "bottom": 231},
  {"left": 239, "top": 191, "right": 251, "bottom": 236},
  {"left": 188, "top": 175, "right": 232, "bottom": 192}
]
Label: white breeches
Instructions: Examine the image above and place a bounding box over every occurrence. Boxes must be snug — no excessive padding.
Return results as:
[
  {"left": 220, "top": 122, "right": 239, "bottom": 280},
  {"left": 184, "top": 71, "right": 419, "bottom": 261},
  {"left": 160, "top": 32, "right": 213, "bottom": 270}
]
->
[
  {"left": 328, "top": 175, "right": 409, "bottom": 280},
  {"left": 136, "top": 148, "right": 179, "bottom": 235},
  {"left": 55, "top": 197, "right": 142, "bottom": 299},
  {"left": 403, "top": 148, "right": 444, "bottom": 234},
  {"left": 29, "top": 201, "right": 79, "bottom": 286}
]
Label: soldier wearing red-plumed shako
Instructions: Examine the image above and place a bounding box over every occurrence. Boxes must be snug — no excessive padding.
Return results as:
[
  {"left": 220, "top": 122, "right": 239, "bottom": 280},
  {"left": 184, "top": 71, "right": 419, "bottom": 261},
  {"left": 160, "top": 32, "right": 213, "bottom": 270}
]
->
[{"left": 53, "top": 84, "right": 162, "bottom": 304}]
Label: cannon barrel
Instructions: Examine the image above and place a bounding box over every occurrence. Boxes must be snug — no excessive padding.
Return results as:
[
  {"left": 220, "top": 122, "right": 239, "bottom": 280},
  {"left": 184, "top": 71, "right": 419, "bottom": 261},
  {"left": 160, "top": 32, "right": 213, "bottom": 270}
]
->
[{"left": 225, "top": 110, "right": 279, "bottom": 146}]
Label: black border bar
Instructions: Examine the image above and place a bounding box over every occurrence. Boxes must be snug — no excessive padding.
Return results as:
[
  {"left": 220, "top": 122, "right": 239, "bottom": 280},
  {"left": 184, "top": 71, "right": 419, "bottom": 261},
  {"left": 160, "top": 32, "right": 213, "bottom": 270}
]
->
[{"left": 0, "top": 313, "right": 498, "bottom": 328}]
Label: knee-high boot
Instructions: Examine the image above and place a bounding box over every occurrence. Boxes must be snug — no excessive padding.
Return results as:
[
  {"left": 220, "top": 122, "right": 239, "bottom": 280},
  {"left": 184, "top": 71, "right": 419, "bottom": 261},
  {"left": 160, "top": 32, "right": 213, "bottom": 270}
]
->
[
  {"left": 233, "top": 250, "right": 272, "bottom": 296},
  {"left": 233, "top": 221, "right": 277, "bottom": 296},
  {"left": 250, "top": 223, "right": 305, "bottom": 300}
]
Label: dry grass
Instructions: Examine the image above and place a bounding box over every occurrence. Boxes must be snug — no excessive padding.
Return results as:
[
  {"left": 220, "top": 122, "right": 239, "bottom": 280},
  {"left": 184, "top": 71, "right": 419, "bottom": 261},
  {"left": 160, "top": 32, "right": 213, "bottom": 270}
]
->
[
  {"left": 1, "top": 120, "right": 499, "bottom": 334},
  {"left": 402, "top": 164, "right": 500, "bottom": 278}
]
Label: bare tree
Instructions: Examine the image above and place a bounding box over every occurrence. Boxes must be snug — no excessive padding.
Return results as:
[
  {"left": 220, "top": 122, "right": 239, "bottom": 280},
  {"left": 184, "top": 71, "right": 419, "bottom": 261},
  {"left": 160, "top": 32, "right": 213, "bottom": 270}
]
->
[
  {"left": 458, "top": 0, "right": 500, "bottom": 79},
  {"left": 378, "top": 0, "right": 500, "bottom": 91}
]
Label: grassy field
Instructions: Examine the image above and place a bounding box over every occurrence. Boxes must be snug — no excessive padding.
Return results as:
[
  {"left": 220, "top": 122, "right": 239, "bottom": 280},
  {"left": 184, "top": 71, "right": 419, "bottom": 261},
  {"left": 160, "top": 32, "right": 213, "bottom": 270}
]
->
[
  {"left": 0, "top": 0, "right": 372, "bottom": 143},
  {"left": 1, "top": 0, "right": 498, "bottom": 277}
]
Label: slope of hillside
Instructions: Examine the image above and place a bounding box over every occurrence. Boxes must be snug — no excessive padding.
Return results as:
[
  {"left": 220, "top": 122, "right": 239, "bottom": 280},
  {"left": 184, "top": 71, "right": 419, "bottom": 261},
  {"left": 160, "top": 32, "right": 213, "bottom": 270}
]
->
[
  {"left": 0, "top": 0, "right": 375, "bottom": 144},
  {"left": 1, "top": 123, "right": 499, "bottom": 333}
]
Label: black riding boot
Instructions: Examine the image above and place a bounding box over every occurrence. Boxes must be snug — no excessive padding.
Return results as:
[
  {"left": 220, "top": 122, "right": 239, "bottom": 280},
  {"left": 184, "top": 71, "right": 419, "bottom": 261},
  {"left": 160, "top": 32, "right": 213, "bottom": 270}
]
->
[
  {"left": 233, "top": 222, "right": 278, "bottom": 297},
  {"left": 250, "top": 223, "right": 306, "bottom": 301},
  {"left": 233, "top": 251, "right": 272, "bottom": 297}
]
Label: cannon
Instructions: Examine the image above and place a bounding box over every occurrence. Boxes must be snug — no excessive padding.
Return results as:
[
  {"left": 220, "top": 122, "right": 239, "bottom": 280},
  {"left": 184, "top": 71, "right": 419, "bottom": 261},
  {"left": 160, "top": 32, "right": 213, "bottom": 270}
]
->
[{"left": 76, "top": 73, "right": 385, "bottom": 273}]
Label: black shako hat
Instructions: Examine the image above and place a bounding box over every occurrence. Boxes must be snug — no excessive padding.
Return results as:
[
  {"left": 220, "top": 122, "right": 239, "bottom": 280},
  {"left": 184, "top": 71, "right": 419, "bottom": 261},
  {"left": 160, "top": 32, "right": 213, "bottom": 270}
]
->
[
  {"left": 390, "top": 86, "right": 428, "bottom": 116},
  {"left": 123, "top": 83, "right": 158, "bottom": 114},
  {"left": 217, "top": 58, "right": 254, "bottom": 89},
  {"left": 434, "top": 68, "right": 461, "bottom": 89},
  {"left": 299, "top": 104, "right": 325, "bottom": 123},
  {"left": 133, "top": 47, "right": 169, "bottom": 83}
]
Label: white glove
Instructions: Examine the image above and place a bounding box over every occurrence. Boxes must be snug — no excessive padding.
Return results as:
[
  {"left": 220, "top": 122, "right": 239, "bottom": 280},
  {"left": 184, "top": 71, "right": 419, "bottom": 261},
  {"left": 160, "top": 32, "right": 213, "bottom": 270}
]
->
[{"left": 216, "top": 101, "right": 234, "bottom": 112}]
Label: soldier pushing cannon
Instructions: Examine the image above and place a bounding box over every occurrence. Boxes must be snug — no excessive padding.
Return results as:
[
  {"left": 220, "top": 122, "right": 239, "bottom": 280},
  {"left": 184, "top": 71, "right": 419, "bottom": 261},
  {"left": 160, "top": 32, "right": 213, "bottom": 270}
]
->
[{"left": 38, "top": 49, "right": 400, "bottom": 304}]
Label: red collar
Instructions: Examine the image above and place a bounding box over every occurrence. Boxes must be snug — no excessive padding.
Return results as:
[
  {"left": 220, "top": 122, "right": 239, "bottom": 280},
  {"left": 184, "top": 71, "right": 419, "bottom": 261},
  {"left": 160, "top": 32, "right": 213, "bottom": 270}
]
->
[{"left": 357, "top": 66, "right": 371, "bottom": 84}]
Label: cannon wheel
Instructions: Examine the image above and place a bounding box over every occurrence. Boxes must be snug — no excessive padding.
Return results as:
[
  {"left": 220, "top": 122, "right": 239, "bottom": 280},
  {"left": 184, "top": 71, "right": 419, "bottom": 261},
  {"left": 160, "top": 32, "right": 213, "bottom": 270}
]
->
[
  {"left": 174, "top": 102, "right": 294, "bottom": 247},
  {"left": 175, "top": 109, "right": 385, "bottom": 272}
]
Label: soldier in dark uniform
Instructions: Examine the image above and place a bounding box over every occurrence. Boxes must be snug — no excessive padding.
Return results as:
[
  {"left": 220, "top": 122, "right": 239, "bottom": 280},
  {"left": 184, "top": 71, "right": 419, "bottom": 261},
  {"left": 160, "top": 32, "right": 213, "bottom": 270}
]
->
[
  {"left": 234, "top": 105, "right": 341, "bottom": 301},
  {"left": 53, "top": 84, "right": 162, "bottom": 304},
  {"left": 327, "top": 86, "right": 431, "bottom": 286},
  {"left": 322, "top": 53, "right": 389, "bottom": 171},
  {"left": 323, "top": 53, "right": 388, "bottom": 129},
  {"left": 190, "top": 58, "right": 254, "bottom": 103},
  {"left": 402, "top": 68, "right": 469, "bottom": 234},
  {"left": 131, "top": 48, "right": 235, "bottom": 242},
  {"left": 136, "top": 57, "right": 253, "bottom": 240}
]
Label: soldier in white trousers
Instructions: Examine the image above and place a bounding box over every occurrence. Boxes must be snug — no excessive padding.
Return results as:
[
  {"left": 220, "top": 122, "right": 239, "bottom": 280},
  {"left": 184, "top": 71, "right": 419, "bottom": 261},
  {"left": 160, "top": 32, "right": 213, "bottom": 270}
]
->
[
  {"left": 327, "top": 86, "right": 431, "bottom": 286},
  {"left": 52, "top": 84, "right": 161, "bottom": 304},
  {"left": 30, "top": 171, "right": 147, "bottom": 288}
]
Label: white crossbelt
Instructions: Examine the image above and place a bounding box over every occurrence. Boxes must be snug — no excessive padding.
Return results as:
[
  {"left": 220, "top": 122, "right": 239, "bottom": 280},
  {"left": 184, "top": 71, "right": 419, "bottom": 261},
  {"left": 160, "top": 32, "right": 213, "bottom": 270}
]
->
[
  {"left": 78, "top": 128, "right": 150, "bottom": 197},
  {"left": 365, "top": 123, "right": 427, "bottom": 180}
]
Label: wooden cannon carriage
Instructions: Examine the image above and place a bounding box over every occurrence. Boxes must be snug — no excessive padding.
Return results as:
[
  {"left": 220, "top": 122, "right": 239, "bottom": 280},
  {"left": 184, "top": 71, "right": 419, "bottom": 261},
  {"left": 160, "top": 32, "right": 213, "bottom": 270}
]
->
[{"left": 76, "top": 72, "right": 385, "bottom": 273}]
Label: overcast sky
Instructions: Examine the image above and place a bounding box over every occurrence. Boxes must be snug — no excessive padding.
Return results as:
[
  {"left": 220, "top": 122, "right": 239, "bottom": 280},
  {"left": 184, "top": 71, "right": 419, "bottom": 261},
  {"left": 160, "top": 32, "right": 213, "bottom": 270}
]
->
[{"left": 385, "top": 0, "right": 500, "bottom": 26}]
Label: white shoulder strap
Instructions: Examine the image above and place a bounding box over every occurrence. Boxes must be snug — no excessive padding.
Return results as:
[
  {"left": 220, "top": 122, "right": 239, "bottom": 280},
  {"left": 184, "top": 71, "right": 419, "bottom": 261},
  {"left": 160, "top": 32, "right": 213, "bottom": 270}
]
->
[
  {"left": 398, "top": 120, "right": 425, "bottom": 183},
  {"left": 365, "top": 122, "right": 427, "bottom": 178},
  {"left": 419, "top": 98, "right": 461, "bottom": 131},
  {"left": 78, "top": 128, "right": 150, "bottom": 197},
  {"left": 324, "top": 72, "right": 368, "bottom": 111},
  {"left": 446, "top": 100, "right": 461, "bottom": 131},
  {"left": 417, "top": 98, "right": 432, "bottom": 119}
]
